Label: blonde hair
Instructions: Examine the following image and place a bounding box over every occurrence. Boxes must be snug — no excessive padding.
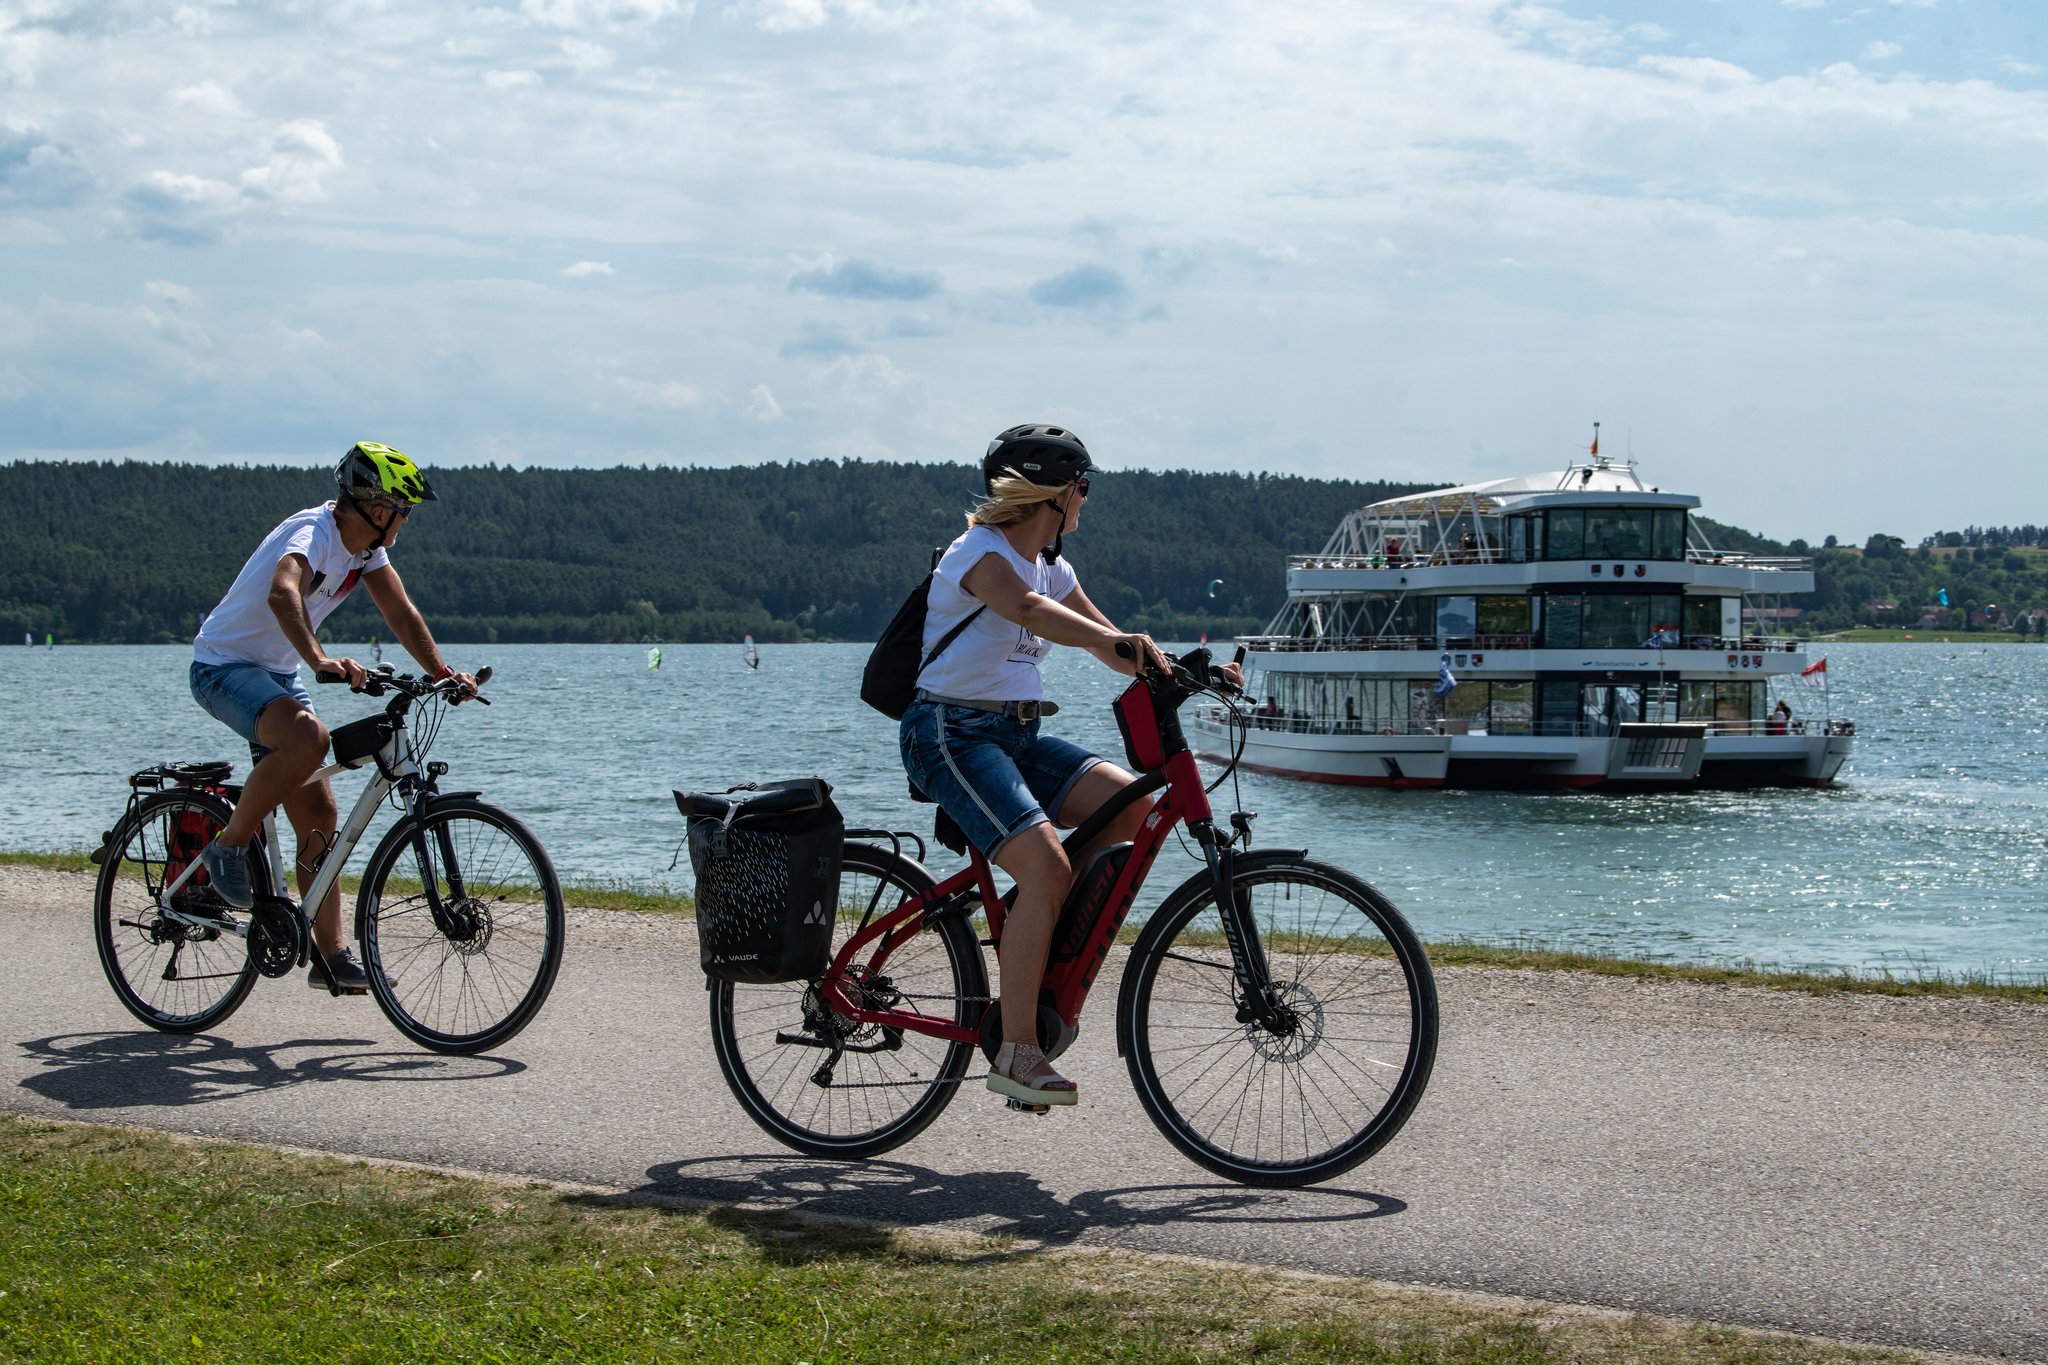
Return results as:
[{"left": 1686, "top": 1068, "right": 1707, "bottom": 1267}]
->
[{"left": 967, "top": 469, "right": 1066, "bottom": 528}]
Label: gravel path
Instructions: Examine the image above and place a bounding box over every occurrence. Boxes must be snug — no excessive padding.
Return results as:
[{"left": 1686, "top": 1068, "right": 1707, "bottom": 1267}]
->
[{"left": 6, "top": 865, "right": 2044, "bottom": 1360}]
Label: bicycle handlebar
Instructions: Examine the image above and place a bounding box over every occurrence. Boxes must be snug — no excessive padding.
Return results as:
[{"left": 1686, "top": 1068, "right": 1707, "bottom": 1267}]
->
[
  {"left": 315, "top": 663, "right": 493, "bottom": 705},
  {"left": 1115, "top": 640, "right": 1243, "bottom": 698}
]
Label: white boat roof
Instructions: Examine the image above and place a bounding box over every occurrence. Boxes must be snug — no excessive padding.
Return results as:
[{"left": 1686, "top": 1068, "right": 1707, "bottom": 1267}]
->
[{"left": 1359, "top": 460, "right": 1698, "bottom": 519}]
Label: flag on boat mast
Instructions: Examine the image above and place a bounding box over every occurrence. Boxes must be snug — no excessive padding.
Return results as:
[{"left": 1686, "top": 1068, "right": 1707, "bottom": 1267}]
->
[
  {"left": 1433, "top": 654, "right": 1458, "bottom": 696},
  {"left": 1588, "top": 421, "right": 1599, "bottom": 458},
  {"left": 1800, "top": 657, "right": 1827, "bottom": 684}
]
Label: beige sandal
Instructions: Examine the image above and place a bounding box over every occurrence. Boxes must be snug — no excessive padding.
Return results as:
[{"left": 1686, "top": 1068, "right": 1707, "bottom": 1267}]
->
[{"left": 987, "top": 1041, "right": 1079, "bottom": 1105}]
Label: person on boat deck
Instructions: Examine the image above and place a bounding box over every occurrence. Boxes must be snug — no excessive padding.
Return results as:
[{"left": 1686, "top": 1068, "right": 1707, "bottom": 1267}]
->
[
  {"left": 187, "top": 442, "right": 475, "bottom": 994},
  {"left": 1769, "top": 699, "right": 1793, "bottom": 735},
  {"left": 900, "top": 423, "right": 1236, "bottom": 1108}
]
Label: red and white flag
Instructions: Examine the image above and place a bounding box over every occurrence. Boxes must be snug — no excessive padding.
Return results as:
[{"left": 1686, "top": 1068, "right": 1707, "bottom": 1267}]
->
[{"left": 1800, "top": 657, "right": 1827, "bottom": 681}]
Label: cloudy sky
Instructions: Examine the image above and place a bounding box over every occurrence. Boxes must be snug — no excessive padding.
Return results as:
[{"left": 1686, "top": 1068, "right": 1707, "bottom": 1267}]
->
[{"left": 2, "top": 0, "right": 2042, "bottom": 543}]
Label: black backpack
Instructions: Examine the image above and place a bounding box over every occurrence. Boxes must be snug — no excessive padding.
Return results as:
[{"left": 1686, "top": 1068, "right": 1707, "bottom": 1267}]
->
[{"left": 859, "top": 548, "right": 984, "bottom": 720}]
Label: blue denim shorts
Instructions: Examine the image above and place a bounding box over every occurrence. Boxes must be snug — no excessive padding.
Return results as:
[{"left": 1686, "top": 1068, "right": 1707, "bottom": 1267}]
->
[
  {"left": 190, "top": 660, "right": 312, "bottom": 763},
  {"left": 900, "top": 700, "right": 1103, "bottom": 858}
]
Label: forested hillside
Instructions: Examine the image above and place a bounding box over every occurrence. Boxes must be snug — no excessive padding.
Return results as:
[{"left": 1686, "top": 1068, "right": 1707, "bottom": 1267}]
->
[
  {"left": 2, "top": 461, "right": 2038, "bottom": 643},
  {"left": 0, "top": 461, "right": 1414, "bottom": 644}
]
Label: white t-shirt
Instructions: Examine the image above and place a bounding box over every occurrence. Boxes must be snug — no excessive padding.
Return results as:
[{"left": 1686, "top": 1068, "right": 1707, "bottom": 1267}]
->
[
  {"left": 916, "top": 525, "right": 1080, "bottom": 702},
  {"left": 193, "top": 503, "right": 389, "bottom": 674}
]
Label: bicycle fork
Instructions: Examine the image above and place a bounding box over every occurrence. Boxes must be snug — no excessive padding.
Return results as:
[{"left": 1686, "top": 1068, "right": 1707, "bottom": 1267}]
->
[{"left": 1196, "top": 823, "right": 1293, "bottom": 1035}]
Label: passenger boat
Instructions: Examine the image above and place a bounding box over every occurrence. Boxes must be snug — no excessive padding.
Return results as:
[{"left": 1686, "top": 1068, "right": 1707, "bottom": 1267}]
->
[{"left": 1190, "top": 452, "right": 1853, "bottom": 790}]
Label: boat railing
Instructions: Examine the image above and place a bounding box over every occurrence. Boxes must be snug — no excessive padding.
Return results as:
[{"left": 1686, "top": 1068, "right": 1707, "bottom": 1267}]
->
[
  {"left": 1684, "top": 551, "right": 1813, "bottom": 572},
  {"left": 1288, "top": 551, "right": 1814, "bottom": 573},
  {"left": 1198, "top": 705, "right": 1852, "bottom": 741},
  {"left": 1238, "top": 634, "right": 1810, "bottom": 654}
]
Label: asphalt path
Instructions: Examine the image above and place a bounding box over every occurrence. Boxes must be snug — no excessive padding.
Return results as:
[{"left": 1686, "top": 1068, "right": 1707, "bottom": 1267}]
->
[{"left": 5, "top": 867, "right": 2044, "bottom": 1360}]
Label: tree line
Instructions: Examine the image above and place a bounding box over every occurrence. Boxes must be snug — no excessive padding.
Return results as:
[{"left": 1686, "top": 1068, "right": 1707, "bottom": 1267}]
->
[
  {"left": 0, "top": 460, "right": 1414, "bottom": 644},
  {"left": 1, "top": 460, "right": 2038, "bottom": 642}
]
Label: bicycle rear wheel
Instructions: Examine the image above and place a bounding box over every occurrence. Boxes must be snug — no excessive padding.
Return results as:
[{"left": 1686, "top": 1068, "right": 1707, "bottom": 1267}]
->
[
  {"left": 1119, "top": 853, "right": 1437, "bottom": 1187},
  {"left": 356, "top": 798, "right": 566, "bottom": 1055},
  {"left": 93, "top": 789, "right": 264, "bottom": 1033},
  {"left": 709, "top": 842, "right": 987, "bottom": 1159}
]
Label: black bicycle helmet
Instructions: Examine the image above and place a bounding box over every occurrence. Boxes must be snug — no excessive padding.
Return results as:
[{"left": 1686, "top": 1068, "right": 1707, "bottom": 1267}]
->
[{"left": 981, "top": 423, "right": 1091, "bottom": 493}]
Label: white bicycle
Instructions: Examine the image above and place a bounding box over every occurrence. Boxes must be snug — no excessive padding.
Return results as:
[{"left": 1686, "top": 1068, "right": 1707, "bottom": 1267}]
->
[{"left": 91, "top": 665, "right": 565, "bottom": 1055}]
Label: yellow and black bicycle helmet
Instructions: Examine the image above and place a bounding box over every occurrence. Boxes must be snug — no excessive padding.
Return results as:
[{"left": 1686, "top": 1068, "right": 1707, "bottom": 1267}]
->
[{"left": 336, "top": 441, "right": 436, "bottom": 508}]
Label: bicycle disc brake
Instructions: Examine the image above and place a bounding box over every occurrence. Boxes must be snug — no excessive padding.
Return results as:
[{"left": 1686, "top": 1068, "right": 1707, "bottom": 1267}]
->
[
  {"left": 1241, "top": 979, "right": 1324, "bottom": 1062},
  {"left": 249, "top": 899, "right": 307, "bottom": 978}
]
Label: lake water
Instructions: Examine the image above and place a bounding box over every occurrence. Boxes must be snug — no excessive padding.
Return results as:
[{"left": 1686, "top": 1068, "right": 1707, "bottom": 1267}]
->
[{"left": 2, "top": 642, "right": 2042, "bottom": 979}]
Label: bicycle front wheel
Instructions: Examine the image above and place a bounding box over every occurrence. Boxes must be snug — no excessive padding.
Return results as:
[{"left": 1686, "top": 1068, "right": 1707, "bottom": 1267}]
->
[
  {"left": 709, "top": 841, "right": 988, "bottom": 1159},
  {"left": 357, "top": 798, "right": 566, "bottom": 1055},
  {"left": 1120, "top": 854, "right": 1438, "bottom": 1187},
  {"left": 93, "top": 789, "right": 265, "bottom": 1033}
]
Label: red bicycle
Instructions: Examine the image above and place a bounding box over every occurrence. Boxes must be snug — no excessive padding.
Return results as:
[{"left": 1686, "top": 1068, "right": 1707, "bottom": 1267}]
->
[{"left": 706, "top": 647, "right": 1438, "bottom": 1187}]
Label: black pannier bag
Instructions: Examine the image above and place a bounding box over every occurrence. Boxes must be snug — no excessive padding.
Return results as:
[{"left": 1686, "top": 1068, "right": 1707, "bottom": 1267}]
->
[
  {"left": 859, "top": 547, "right": 984, "bottom": 720},
  {"left": 674, "top": 778, "right": 844, "bottom": 983}
]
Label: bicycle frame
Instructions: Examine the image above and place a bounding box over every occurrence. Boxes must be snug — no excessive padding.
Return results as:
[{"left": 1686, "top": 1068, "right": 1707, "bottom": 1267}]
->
[
  {"left": 150, "top": 694, "right": 468, "bottom": 958},
  {"left": 819, "top": 658, "right": 1264, "bottom": 1051}
]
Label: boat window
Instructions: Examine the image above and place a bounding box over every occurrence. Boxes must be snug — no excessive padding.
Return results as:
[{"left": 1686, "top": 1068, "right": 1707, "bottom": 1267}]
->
[
  {"left": 1542, "top": 594, "right": 1582, "bottom": 648},
  {"left": 1579, "top": 685, "right": 1615, "bottom": 737},
  {"left": 1648, "top": 593, "right": 1682, "bottom": 643},
  {"left": 1507, "top": 516, "right": 1529, "bottom": 563},
  {"left": 1652, "top": 509, "right": 1687, "bottom": 561},
  {"left": 1444, "top": 680, "right": 1489, "bottom": 729},
  {"left": 1545, "top": 508, "right": 1584, "bottom": 560},
  {"left": 1435, "top": 596, "right": 1477, "bottom": 642},
  {"left": 1583, "top": 594, "right": 1649, "bottom": 649},
  {"left": 1594, "top": 508, "right": 1656, "bottom": 559},
  {"left": 1680, "top": 681, "right": 1715, "bottom": 721},
  {"left": 1682, "top": 596, "right": 1721, "bottom": 643},
  {"left": 1489, "top": 680, "right": 1533, "bottom": 735},
  {"left": 1715, "top": 681, "right": 1757, "bottom": 735},
  {"left": 1477, "top": 595, "right": 1531, "bottom": 643},
  {"left": 1538, "top": 680, "right": 1580, "bottom": 736}
]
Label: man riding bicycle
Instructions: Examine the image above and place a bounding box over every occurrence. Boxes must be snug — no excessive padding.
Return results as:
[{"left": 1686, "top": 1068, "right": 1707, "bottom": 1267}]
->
[{"left": 188, "top": 441, "right": 474, "bottom": 993}]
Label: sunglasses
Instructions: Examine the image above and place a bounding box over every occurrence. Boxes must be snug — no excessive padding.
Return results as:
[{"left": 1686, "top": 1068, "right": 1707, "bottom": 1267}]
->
[{"left": 1071, "top": 477, "right": 1091, "bottom": 498}]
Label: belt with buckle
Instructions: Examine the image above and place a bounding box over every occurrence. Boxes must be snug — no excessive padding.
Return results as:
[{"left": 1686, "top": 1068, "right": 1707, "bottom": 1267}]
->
[{"left": 916, "top": 691, "right": 1059, "bottom": 722}]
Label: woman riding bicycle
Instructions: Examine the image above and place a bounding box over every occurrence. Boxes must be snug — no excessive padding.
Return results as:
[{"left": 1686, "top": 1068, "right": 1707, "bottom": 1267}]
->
[{"left": 901, "top": 423, "right": 1197, "bottom": 1108}]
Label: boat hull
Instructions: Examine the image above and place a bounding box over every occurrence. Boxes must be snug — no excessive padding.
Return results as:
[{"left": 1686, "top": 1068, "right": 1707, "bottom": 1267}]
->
[{"left": 1191, "top": 714, "right": 1850, "bottom": 791}]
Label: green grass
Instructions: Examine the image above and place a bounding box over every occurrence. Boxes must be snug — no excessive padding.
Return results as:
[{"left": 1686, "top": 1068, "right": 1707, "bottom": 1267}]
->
[
  {"left": 10, "top": 851, "right": 2043, "bottom": 1003},
  {"left": 0, "top": 1116, "right": 1930, "bottom": 1365}
]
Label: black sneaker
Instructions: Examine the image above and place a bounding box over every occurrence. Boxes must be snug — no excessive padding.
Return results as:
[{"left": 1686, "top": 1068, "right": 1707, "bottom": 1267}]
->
[
  {"left": 197, "top": 842, "right": 255, "bottom": 908},
  {"left": 308, "top": 946, "right": 393, "bottom": 994}
]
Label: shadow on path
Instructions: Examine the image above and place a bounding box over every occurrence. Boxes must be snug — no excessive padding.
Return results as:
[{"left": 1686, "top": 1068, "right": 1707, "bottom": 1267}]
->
[
  {"left": 598, "top": 1153, "right": 1406, "bottom": 1261},
  {"left": 14, "top": 1031, "right": 524, "bottom": 1111}
]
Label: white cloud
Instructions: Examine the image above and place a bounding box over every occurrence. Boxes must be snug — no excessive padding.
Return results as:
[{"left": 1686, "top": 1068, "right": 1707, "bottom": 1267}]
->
[
  {"left": 169, "top": 82, "right": 244, "bottom": 116},
  {"left": 238, "top": 122, "right": 343, "bottom": 202},
  {"left": 1861, "top": 40, "right": 1903, "bottom": 61},
  {"left": 614, "top": 375, "right": 703, "bottom": 407},
  {"left": 521, "top": 0, "right": 691, "bottom": 27},
  {"left": 4, "top": 0, "right": 2046, "bottom": 539},
  {"left": 1781, "top": 0, "right": 1826, "bottom": 9}
]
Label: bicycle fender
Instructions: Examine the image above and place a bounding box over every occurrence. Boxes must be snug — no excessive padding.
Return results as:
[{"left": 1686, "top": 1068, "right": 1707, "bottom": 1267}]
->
[
  {"left": 1113, "top": 847, "right": 1306, "bottom": 1057},
  {"left": 422, "top": 790, "right": 484, "bottom": 806}
]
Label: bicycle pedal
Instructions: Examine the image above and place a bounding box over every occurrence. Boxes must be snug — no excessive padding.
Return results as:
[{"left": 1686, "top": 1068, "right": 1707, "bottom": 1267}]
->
[{"left": 1003, "top": 1098, "right": 1053, "bottom": 1116}]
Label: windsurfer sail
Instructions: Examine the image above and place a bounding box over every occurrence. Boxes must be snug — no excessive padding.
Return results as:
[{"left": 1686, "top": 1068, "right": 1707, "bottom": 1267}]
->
[
  {"left": 371, "top": 635, "right": 383, "bottom": 664},
  {"left": 647, "top": 646, "right": 663, "bottom": 671},
  {"left": 742, "top": 634, "right": 760, "bottom": 671}
]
